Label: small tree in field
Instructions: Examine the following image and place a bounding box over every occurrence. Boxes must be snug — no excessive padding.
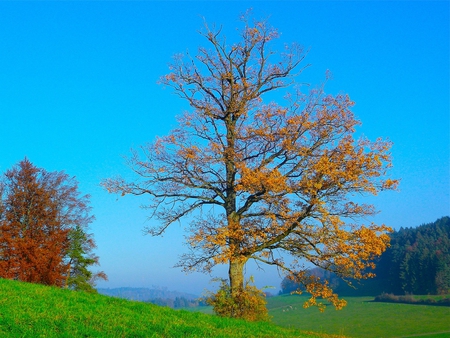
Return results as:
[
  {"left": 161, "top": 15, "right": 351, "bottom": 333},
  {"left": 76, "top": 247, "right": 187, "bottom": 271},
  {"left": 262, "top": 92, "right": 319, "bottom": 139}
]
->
[
  {"left": 65, "top": 225, "right": 108, "bottom": 292},
  {"left": 0, "top": 158, "right": 106, "bottom": 288},
  {"left": 102, "top": 14, "right": 398, "bottom": 317}
]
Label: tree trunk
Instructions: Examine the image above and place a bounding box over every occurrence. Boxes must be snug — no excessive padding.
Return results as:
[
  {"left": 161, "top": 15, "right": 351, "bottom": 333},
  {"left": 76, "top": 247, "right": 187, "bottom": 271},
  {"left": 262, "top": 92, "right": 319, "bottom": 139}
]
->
[{"left": 229, "top": 258, "right": 246, "bottom": 297}]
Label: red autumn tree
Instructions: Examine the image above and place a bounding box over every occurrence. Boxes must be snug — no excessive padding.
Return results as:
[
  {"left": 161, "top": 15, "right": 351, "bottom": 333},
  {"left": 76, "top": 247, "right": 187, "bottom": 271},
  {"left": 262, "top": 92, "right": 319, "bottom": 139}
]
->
[
  {"left": 0, "top": 158, "right": 104, "bottom": 288},
  {"left": 102, "top": 15, "right": 398, "bottom": 316}
]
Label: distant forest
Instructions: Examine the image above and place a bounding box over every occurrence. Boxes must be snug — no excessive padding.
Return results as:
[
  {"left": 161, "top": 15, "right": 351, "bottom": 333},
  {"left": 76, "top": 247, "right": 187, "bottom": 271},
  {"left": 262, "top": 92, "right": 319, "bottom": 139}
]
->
[
  {"left": 97, "top": 287, "right": 206, "bottom": 308},
  {"left": 280, "top": 217, "right": 450, "bottom": 296}
]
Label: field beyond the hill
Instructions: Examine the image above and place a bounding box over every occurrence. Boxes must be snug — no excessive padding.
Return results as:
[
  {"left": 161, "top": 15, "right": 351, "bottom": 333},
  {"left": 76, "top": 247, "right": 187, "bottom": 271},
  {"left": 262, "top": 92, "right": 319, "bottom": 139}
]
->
[
  {"left": 266, "top": 295, "right": 450, "bottom": 338},
  {"left": 186, "top": 294, "right": 450, "bottom": 337}
]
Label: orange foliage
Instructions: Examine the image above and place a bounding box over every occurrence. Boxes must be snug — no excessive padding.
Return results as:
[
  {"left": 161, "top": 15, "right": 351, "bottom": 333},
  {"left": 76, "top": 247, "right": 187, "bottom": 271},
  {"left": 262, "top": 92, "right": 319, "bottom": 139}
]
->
[
  {"left": 0, "top": 158, "right": 96, "bottom": 287},
  {"left": 102, "top": 13, "right": 398, "bottom": 316},
  {"left": 206, "top": 278, "right": 270, "bottom": 321}
]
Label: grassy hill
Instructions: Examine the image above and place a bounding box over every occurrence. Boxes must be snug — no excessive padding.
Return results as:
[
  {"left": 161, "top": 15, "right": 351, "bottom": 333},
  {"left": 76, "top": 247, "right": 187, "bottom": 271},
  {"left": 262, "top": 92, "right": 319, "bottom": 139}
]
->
[{"left": 0, "top": 279, "right": 341, "bottom": 338}]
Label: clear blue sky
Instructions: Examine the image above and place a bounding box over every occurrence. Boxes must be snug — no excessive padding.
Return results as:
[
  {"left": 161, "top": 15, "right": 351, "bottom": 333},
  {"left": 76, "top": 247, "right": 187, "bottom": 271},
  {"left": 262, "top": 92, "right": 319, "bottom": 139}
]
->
[{"left": 1, "top": 1, "right": 448, "bottom": 295}]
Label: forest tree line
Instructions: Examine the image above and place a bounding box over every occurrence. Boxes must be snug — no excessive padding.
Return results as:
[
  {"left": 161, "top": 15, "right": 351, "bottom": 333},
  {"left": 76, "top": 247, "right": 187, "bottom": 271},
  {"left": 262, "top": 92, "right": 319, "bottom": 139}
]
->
[
  {"left": 280, "top": 217, "right": 450, "bottom": 296},
  {"left": 375, "top": 216, "right": 450, "bottom": 295}
]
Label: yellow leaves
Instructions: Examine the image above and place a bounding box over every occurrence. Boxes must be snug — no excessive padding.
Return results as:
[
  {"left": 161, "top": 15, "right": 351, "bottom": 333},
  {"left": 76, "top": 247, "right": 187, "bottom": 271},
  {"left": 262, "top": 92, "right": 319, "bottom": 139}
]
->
[
  {"left": 164, "top": 73, "right": 177, "bottom": 82},
  {"left": 382, "top": 178, "right": 399, "bottom": 190},
  {"left": 206, "top": 278, "right": 270, "bottom": 321},
  {"left": 245, "top": 27, "right": 261, "bottom": 43},
  {"left": 292, "top": 274, "right": 348, "bottom": 312},
  {"left": 355, "top": 224, "right": 392, "bottom": 256},
  {"left": 237, "top": 165, "right": 289, "bottom": 194},
  {"left": 294, "top": 131, "right": 397, "bottom": 200},
  {"left": 241, "top": 77, "right": 249, "bottom": 89},
  {"left": 188, "top": 216, "right": 251, "bottom": 266},
  {"left": 323, "top": 222, "right": 392, "bottom": 282},
  {"left": 176, "top": 145, "right": 200, "bottom": 161}
]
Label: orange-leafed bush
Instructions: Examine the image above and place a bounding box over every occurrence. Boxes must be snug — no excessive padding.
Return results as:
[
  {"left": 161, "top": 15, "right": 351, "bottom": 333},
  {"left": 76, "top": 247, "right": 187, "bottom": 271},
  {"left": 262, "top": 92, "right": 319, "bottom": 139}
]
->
[{"left": 206, "top": 278, "right": 270, "bottom": 322}]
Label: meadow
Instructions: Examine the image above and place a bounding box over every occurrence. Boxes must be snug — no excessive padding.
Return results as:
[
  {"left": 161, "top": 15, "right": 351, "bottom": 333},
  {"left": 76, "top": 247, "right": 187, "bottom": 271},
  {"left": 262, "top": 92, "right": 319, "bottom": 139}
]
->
[
  {"left": 184, "top": 295, "right": 450, "bottom": 337},
  {"left": 266, "top": 295, "right": 450, "bottom": 338},
  {"left": 0, "top": 278, "right": 340, "bottom": 338}
]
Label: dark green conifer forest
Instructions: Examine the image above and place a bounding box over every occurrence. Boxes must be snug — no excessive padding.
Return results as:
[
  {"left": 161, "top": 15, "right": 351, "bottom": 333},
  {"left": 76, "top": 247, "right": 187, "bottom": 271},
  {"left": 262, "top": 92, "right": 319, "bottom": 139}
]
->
[
  {"left": 376, "top": 216, "right": 450, "bottom": 295},
  {"left": 280, "top": 217, "right": 450, "bottom": 296}
]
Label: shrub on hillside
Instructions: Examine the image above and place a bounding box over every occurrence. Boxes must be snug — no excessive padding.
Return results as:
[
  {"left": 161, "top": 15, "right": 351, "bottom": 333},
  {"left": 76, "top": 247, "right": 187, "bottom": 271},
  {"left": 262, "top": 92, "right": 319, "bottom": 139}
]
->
[{"left": 206, "top": 278, "right": 270, "bottom": 322}]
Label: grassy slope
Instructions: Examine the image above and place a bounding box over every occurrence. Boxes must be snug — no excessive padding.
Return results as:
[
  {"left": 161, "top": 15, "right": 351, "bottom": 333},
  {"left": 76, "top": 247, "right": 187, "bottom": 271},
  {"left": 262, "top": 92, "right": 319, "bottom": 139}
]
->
[
  {"left": 0, "top": 279, "right": 341, "bottom": 338},
  {"left": 267, "top": 295, "right": 450, "bottom": 338}
]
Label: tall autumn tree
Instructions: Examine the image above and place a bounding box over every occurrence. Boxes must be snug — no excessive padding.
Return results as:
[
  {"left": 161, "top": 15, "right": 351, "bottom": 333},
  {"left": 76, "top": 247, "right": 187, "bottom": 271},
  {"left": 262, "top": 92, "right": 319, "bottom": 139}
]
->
[
  {"left": 0, "top": 158, "right": 105, "bottom": 288},
  {"left": 103, "top": 15, "right": 398, "bottom": 315}
]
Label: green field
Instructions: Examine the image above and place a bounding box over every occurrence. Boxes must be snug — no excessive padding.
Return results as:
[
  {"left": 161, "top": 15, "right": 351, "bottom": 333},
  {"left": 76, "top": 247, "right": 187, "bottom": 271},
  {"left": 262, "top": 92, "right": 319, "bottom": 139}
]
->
[
  {"left": 266, "top": 295, "right": 450, "bottom": 338},
  {"left": 0, "top": 279, "right": 342, "bottom": 338},
  {"left": 185, "top": 295, "right": 450, "bottom": 337}
]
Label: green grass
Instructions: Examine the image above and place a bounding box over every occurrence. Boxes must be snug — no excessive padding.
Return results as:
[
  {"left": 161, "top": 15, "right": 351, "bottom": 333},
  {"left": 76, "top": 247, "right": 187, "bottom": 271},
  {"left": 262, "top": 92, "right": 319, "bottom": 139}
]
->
[
  {"left": 266, "top": 295, "right": 450, "bottom": 338},
  {"left": 0, "top": 279, "right": 341, "bottom": 338}
]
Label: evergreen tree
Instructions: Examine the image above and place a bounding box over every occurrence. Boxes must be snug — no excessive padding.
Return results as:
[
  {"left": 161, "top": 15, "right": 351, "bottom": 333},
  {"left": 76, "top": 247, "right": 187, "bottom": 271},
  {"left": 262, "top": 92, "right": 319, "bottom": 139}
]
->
[
  {"left": 375, "top": 216, "right": 450, "bottom": 295},
  {"left": 64, "top": 225, "right": 107, "bottom": 292}
]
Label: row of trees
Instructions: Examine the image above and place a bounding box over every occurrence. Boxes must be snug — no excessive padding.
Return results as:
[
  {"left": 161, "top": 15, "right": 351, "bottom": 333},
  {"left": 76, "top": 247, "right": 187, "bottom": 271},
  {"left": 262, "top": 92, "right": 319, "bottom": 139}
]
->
[
  {"left": 0, "top": 158, "right": 106, "bottom": 292},
  {"left": 149, "top": 296, "right": 207, "bottom": 309},
  {"left": 280, "top": 217, "right": 450, "bottom": 296}
]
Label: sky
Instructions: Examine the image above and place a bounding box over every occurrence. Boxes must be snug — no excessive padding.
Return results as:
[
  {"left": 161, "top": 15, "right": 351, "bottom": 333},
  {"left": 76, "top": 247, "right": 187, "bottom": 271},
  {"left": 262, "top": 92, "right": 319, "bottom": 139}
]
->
[{"left": 0, "top": 1, "right": 448, "bottom": 296}]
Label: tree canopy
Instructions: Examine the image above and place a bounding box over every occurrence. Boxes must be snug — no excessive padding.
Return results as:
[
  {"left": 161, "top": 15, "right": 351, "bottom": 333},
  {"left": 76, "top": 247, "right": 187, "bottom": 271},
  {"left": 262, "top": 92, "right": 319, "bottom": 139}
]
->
[{"left": 103, "top": 14, "right": 398, "bottom": 316}]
